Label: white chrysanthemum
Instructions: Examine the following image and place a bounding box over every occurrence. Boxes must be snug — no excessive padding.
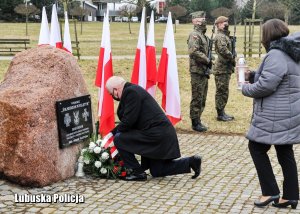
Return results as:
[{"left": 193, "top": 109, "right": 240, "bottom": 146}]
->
[
  {"left": 81, "top": 148, "right": 87, "bottom": 155},
  {"left": 101, "top": 152, "right": 110, "bottom": 160},
  {"left": 94, "top": 161, "right": 102, "bottom": 168},
  {"left": 96, "top": 139, "right": 102, "bottom": 146},
  {"left": 93, "top": 146, "right": 101, "bottom": 154},
  {"left": 89, "top": 142, "right": 96, "bottom": 150},
  {"left": 84, "top": 159, "right": 90, "bottom": 165},
  {"left": 100, "top": 168, "right": 107, "bottom": 174}
]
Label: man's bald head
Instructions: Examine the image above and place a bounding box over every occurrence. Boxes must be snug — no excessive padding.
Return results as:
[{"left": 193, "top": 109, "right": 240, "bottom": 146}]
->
[{"left": 106, "top": 76, "right": 126, "bottom": 94}]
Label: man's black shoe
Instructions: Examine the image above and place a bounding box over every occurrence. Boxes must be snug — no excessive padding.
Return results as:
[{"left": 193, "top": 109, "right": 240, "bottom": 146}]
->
[
  {"left": 189, "top": 155, "right": 202, "bottom": 179},
  {"left": 123, "top": 172, "right": 147, "bottom": 181}
]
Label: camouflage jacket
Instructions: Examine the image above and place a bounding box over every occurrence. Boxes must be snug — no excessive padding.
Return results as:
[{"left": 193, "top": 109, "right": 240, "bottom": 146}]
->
[
  {"left": 187, "top": 28, "right": 210, "bottom": 75},
  {"left": 214, "top": 30, "right": 234, "bottom": 74}
]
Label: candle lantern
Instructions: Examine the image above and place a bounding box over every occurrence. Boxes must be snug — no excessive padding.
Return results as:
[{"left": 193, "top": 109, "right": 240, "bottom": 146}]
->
[
  {"left": 75, "top": 156, "right": 85, "bottom": 177},
  {"left": 236, "top": 55, "right": 249, "bottom": 90}
]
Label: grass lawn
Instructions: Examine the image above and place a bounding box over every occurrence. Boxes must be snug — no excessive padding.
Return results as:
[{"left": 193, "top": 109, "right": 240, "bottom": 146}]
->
[
  {"left": 2, "top": 21, "right": 294, "bottom": 135},
  {"left": 0, "top": 55, "right": 261, "bottom": 135},
  {"left": 1, "top": 22, "right": 299, "bottom": 56}
]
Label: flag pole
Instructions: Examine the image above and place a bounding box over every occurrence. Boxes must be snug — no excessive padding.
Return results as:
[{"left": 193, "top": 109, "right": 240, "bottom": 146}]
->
[{"left": 95, "top": 121, "right": 99, "bottom": 141}]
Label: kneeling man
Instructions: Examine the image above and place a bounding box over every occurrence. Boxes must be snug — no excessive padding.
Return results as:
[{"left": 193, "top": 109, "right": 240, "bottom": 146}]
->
[{"left": 106, "top": 76, "right": 202, "bottom": 181}]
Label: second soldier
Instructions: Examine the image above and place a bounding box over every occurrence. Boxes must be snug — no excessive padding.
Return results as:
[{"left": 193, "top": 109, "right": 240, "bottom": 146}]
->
[
  {"left": 213, "top": 16, "right": 235, "bottom": 121},
  {"left": 187, "top": 11, "right": 212, "bottom": 132}
]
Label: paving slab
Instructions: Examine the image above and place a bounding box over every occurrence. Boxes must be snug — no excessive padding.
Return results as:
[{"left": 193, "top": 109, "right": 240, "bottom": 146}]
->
[{"left": 0, "top": 134, "right": 299, "bottom": 213}]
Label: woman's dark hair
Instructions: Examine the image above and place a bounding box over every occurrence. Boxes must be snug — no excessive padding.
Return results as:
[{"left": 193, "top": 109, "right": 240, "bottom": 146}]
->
[{"left": 261, "top": 19, "right": 289, "bottom": 51}]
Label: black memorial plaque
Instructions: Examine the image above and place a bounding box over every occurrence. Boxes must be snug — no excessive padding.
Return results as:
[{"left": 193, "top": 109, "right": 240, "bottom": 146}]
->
[{"left": 56, "top": 95, "right": 93, "bottom": 149}]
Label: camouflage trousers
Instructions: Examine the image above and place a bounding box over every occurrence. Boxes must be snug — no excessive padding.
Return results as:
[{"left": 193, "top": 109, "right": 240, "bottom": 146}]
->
[
  {"left": 214, "top": 73, "right": 231, "bottom": 110},
  {"left": 190, "top": 73, "right": 208, "bottom": 120}
]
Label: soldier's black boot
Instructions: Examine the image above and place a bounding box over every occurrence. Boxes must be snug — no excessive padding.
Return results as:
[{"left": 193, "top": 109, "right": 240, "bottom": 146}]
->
[
  {"left": 217, "top": 109, "right": 233, "bottom": 121},
  {"left": 192, "top": 119, "right": 207, "bottom": 132}
]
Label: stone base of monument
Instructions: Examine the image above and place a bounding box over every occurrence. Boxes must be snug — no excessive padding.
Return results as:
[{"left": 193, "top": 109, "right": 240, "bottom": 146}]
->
[{"left": 0, "top": 46, "right": 90, "bottom": 187}]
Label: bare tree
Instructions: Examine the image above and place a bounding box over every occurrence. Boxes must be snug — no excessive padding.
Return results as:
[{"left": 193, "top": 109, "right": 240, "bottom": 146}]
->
[
  {"left": 58, "top": 0, "right": 72, "bottom": 12},
  {"left": 69, "top": 5, "right": 89, "bottom": 34},
  {"left": 277, "top": 0, "right": 300, "bottom": 24},
  {"left": 168, "top": 5, "right": 187, "bottom": 33},
  {"left": 210, "top": 7, "right": 233, "bottom": 19},
  {"left": 257, "top": 2, "right": 284, "bottom": 20},
  {"left": 14, "top": 3, "right": 40, "bottom": 36},
  {"left": 120, "top": 4, "right": 137, "bottom": 34},
  {"left": 121, "top": 0, "right": 156, "bottom": 36}
]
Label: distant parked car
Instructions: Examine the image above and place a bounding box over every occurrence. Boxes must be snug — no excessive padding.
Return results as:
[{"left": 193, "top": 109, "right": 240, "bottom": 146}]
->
[
  {"left": 131, "top": 16, "right": 138, "bottom": 22},
  {"left": 122, "top": 17, "right": 129, "bottom": 22},
  {"left": 155, "top": 16, "right": 168, "bottom": 23},
  {"left": 115, "top": 16, "right": 122, "bottom": 22}
]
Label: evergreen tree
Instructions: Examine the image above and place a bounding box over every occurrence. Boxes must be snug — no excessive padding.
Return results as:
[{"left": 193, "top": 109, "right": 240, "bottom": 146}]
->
[{"left": 0, "top": 0, "right": 23, "bottom": 21}]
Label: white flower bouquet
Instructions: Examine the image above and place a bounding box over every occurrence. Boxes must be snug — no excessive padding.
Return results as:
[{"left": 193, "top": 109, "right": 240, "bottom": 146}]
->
[{"left": 79, "top": 139, "right": 126, "bottom": 179}]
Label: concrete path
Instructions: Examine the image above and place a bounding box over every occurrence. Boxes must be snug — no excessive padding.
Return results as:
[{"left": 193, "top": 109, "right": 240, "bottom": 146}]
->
[{"left": 0, "top": 134, "right": 299, "bottom": 213}]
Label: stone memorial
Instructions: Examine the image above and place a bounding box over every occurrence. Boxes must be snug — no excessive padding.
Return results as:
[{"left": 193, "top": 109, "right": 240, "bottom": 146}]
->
[{"left": 0, "top": 46, "right": 91, "bottom": 187}]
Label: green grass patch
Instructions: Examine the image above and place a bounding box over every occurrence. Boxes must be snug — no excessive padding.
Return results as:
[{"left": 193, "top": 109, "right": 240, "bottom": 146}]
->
[
  {"left": 0, "top": 56, "right": 262, "bottom": 135},
  {"left": 3, "top": 21, "right": 293, "bottom": 134}
]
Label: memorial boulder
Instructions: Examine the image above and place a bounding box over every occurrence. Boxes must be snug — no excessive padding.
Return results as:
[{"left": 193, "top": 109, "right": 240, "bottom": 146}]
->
[{"left": 0, "top": 46, "right": 89, "bottom": 187}]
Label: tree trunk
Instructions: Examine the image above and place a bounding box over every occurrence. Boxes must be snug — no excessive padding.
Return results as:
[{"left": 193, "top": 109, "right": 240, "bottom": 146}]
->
[
  {"left": 26, "top": 14, "right": 28, "bottom": 36},
  {"left": 128, "top": 21, "right": 131, "bottom": 34},
  {"left": 26, "top": 4, "right": 28, "bottom": 36},
  {"left": 174, "top": 16, "right": 177, "bottom": 33},
  {"left": 81, "top": 15, "right": 83, "bottom": 35},
  {"left": 284, "top": 9, "right": 289, "bottom": 24}
]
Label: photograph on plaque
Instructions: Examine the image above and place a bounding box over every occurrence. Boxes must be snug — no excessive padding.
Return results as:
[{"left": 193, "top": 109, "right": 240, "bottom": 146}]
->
[{"left": 56, "top": 95, "right": 93, "bottom": 149}]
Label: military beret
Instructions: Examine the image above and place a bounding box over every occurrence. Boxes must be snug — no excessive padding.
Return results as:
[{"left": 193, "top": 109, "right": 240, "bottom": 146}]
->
[
  {"left": 215, "top": 16, "right": 229, "bottom": 24},
  {"left": 191, "top": 11, "right": 206, "bottom": 19}
]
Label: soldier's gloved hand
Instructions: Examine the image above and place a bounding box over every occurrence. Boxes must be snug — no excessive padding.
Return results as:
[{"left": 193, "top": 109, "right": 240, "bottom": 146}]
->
[{"left": 207, "top": 60, "right": 213, "bottom": 69}]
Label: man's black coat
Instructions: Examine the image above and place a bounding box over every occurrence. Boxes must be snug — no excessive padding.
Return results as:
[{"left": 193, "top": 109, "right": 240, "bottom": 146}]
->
[{"left": 112, "top": 83, "right": 181, "bottom": 160}]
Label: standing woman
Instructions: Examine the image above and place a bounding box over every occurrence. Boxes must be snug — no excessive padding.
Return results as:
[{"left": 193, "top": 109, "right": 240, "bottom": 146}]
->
[{"left": 242, "top": 19, "right": 300, "bottom": 209}]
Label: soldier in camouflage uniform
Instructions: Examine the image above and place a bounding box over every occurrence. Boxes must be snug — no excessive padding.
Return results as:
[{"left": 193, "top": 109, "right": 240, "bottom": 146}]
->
[
  {"left": 187, "top": 11, "right": 212, "bottom": 132},
  {"left": 213, "top": 16, "right": 235, "bottom": 121}
]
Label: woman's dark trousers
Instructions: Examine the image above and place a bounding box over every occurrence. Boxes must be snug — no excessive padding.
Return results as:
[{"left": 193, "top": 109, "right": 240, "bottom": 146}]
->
[{"left": 248, "top": 140, "right": 299, "bottom": 200}]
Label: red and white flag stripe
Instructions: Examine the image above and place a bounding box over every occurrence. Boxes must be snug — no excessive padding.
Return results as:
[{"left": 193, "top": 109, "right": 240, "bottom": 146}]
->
[
  {"left": 157, "top": 12, "right": 181, "bottom": 125},
  {"left": 38, "top": 6, "right": 50, "bottom": 46},
  {"left": 110, "top": 146, "right": 118, "bottom": 159},
  {"left": 50, "top": 4, "right": 62, "bottom": 48},
  {"left": 101, "top": 132, "right": 114, "bottom": 148},
  {"left": 95, "top": 10, "right": 115, "bottom": 137},
  {"left": 63, "top": 11, "right": 72, "bottom": 53},
  {"left": 101, "top": 133, "right": 118, "bottom": 159},
  {"left": 146, "top": 10, "right": 157, "bottom": 97},
  {"left": 131, "top": 7, "right": 147, "bottom": 89}
]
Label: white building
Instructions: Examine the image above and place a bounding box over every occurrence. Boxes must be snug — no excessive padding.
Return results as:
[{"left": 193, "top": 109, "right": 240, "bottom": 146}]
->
[{"left": 74, "top": 0, "right": 166, "bottom": 21}]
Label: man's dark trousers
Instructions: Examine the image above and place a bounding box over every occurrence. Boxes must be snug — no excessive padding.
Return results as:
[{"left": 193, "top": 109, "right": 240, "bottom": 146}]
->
[{"left": 117, "top": 147, "right": 191, "bottom": 177}]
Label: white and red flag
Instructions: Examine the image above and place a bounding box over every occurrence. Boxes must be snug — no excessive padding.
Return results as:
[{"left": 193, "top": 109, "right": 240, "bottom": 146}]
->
[
  {"left": 38, "top": 6, "right": 50, "bottom": 46},
  {"left": 131, "top": 7, "right": 147, "bottom": 89},
  {"left": 101, "top": 133, "right": 118, "bottom": 158},
  {"left": 146, "top": 10, "right": 157, "bottom": 97},
  {"left": 49, "top": 4, "right": 62, "bottom": 48},
  {"left": 157, "top": 12, "right": 181, "bottom": 125},
  {"left": 95, "top": 11, "right": 115, "bottom": 137},
  {"left": 63, "top": 11, "right": 72, "bottom": 53}
]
